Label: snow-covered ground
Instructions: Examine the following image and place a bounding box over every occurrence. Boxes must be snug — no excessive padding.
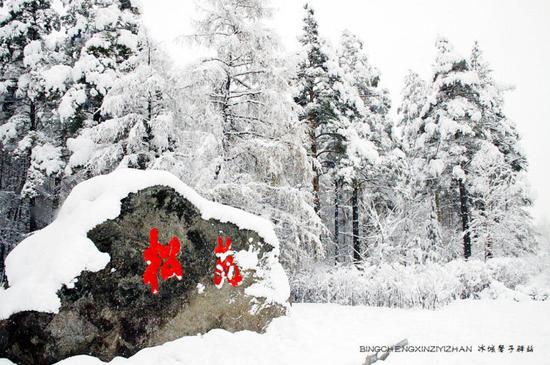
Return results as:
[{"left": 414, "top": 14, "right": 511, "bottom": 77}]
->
[{"left": 2, "top": 299, "right": 548, "bottom": 365}]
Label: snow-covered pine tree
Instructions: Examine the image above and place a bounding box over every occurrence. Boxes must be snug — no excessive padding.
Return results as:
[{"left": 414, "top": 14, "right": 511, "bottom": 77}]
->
[
  {"left": 420, "top": 37, "right": 485, "bottom": 260},
  {"left": 64, "top": 31, "right": 177, "bottom": 176},
  {"left": 336, "top": 30, "right": 397, "bottom": 265},
  {"left": 59, "top": 0, "right": 141, "bottom": 134},
  {"left": 469, "top": 141, "right": 536, "bottom": 258},
  {"left": 396, "top": 71, "right": 427, "bottom": 158},
  {"left": 469, "top": 41, "right": 527, "bottom": 174},
  {"left": 336, "top": 30, "right": 378, "bottom": 263},
  {"left": 467, "top": 41, "right": 535, "bottom": 259},
  {"left": 184, "top": 0, "right": 323, "bottom": 271},
  {"left": 0, "top": 0, "right": 67, "bottom": 227},
  {"left": 60, "top": 0, "right": 144, "bottom": 179},
  {"left": 294, "top": 4, "right": 350, "bottom": 218},
  {"left": 0, "top": 0, "right": 68, "bottom": 280},
  {"left": 396, "top": 70, "right": 443, "bottom": 264}
]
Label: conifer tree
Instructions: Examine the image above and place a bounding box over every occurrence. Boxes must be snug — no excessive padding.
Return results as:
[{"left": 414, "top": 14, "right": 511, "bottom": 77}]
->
[
  {"left": 0, "top": 0, "right": 66, "bottom": 276},
  {"left": 185, "top": 0, "right": 324, "bottom": 269},
  {"left": 420, "top": 37, "right": 484, "bottom": 259},
  {"left": 59, "top": 0, "right": 141, "bottom": 132},
  {"left": 0, "top": 0, "right": 66, "bottom": 226},
  {"left": 468, "top": 41, "right": 535, "bottom": 258},
  {"left": 295, "top": 4, "right": 349, "bottom": 216},
  {"left": 333, "top": 31, "right": 400, "bottom": 265},
  {"left": 396, "top": 70, "right": 427, "bottom": 158},
  {"left": 396, "top": 70, "right": 442, "bottom": 262},
  {"left": 60, "top": 0, "right": 143, "bottom": 177}
]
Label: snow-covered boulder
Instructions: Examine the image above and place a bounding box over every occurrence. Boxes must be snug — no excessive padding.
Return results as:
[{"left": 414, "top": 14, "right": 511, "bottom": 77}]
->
[{"left": 0, "top": 169, "right": 290, "bottom": 365}]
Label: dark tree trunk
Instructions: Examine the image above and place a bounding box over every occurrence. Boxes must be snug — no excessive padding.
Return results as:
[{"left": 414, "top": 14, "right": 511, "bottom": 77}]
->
[
  {"left": 145, "top": 98, "right": 153, "bottom": 142},
  {"left": 485, "top": 235, "right": 493, "bottom": 261},
  {"left": 214, "top": 69, "right": 232, "bottom": 182},
  {"left": 51, "top": 175, "right": 62, "bottom": 213},
  {"left": 22, "top": 102, "right": 38, "bottom": 232},
  {"left": 458, "top": 179, "right": 471, "bottom": 259},
  {"left": 28, "top": 196, "right": 37, "bottom": 232},
  {"left": 312, "top": 171, "right": 320, "bottom": 214},
  {"left": 30, "top": 101, "right": 36, "bottom": 130},
  {"left": 0, "top": 151, "right": 4, "bottom": 189},
  {"left": 93, "top": 106, "right": 102, "bottom": 123},
  {"left": 0, "top": 242, "right": 5, "bottom": 283},
  {"left": 310, "top": 117, "right": 320, "bottom": 214},
  {"left": 306, "top": 86, "right": 321, "bottom": 215},
  {"left": 352, "top": 184, "right": 360, "bottom": 265},
  {"left": 334, "top": 178, "right": 340, "bottom": 262},
  {"left": 146, "top": 42, "right": 153, "bottom": 143},
  {"left": 480, "top": 202, "right": 493, "bottom": 260}
]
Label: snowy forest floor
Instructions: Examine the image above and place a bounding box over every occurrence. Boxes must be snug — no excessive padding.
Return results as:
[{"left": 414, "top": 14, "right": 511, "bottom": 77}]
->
[{"left": 2, "top": 298, "right": 549, "bottom": 365}]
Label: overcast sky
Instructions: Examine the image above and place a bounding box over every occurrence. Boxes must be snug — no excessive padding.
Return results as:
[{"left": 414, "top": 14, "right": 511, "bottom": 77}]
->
[{"left": 141, "top": 0, "right": 550, "bottom": 222}]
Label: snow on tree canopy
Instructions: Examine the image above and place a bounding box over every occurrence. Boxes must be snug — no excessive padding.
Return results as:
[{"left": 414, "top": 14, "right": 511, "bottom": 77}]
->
[{"left": 0, "top": 169, "right": 290, "bottom": 320}]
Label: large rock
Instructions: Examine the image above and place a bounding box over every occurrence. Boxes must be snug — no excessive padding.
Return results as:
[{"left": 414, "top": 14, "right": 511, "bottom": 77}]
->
[{"left": 0, "top": 170, "right": 289, "bottom": 365}]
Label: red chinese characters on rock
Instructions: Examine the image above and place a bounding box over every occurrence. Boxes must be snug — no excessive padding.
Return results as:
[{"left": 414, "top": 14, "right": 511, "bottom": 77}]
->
[
  {"left": 143, "top": 229, "right": 243, "bottom": 294},
  {"left": 213, "top": 236, "right": 243, "bottom": 288},
  {"left": 143, "top": 228, "right": 184, "bottom": 294}
]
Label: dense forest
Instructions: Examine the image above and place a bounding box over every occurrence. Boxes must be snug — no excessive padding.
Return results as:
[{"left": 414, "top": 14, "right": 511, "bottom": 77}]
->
[{"left": 0, "top": 0, "right": 541, "bottom": 306}]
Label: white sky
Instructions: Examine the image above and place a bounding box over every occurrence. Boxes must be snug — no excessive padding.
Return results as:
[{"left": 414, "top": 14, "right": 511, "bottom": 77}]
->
[{"left": 141, "top": 0, "right": 550, "bottom": 222}]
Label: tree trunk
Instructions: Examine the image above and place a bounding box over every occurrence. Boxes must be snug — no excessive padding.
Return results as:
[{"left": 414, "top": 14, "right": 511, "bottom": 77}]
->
[
  {"left": 458, "top": 179, "right": 471, "bottom": 259},
  {"left": 310, "top": 118, "right": 320, "bottom": 214},
  {"left": 214, "top": 71, "right": 232, "bottom": 181},
  {"left": 51, "top": 175, "right": 63, "bottom": 213},
  {"left": 28, "top": 196, "right": 37, "bottom": 232},
  {"left": 485, "top": 234, "right": 493, "bottom": 261},
  {"left": 0, "top": 242, "right": 5, "bottom": 285},
  {"left": 428, "top": 195, "right": 442, "bottom": 251},
  {"left": 23, "top": 101, "right": 38, "bottom": 232},
  {"left": 334, "top": 178, "right": 340, "bottom": 262},
  {"left": 312, "top": 171, "right": 320, "bottom": 214},
  {"left": 483, "top": 203, "right": 493, "bottom": 260},
  {"left": 352, "top": 184, "right": 360, "bottom": 265},
  {"left": 434, "top": 190, "right": 442, "bottom": 224},
  {"left": 306, "top": 85, "right": 320, "bottom": 214}
]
